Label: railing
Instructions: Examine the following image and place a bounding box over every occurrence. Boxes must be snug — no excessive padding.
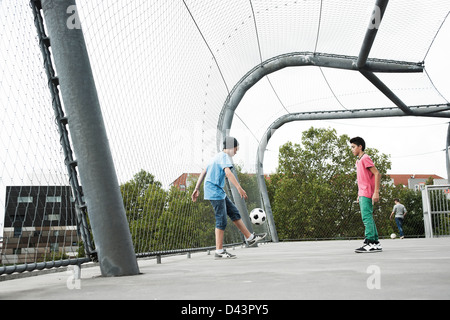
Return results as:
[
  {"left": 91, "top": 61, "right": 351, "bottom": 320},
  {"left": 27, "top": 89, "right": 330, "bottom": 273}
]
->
[{"left": 422, "top": 185, "right": 450, "bottom": 238}]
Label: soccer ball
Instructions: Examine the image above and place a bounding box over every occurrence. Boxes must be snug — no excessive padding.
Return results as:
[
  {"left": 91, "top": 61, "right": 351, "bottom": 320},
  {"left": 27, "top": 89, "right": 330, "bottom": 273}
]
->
[
  {"left": 390, "top": 233, "right": 396, "bottom": 239},
  {"left": 249, "top": 208, "right": 266, "bottom": 225}
]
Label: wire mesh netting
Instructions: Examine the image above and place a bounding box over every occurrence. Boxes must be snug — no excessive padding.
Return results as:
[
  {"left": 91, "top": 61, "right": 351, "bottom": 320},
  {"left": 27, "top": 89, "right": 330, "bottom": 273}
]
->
[
  {"left": 1, "top": 1, "right": 85, "bottom": 267},
  {"left": 1, "top": 0, "right": 450, "bottom": 273}
]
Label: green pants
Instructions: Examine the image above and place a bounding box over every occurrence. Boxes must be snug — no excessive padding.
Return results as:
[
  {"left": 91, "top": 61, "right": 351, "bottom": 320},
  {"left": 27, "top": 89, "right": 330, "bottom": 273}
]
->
[{"left": 359, "top": 196, "right": 379, "bottom": 242}]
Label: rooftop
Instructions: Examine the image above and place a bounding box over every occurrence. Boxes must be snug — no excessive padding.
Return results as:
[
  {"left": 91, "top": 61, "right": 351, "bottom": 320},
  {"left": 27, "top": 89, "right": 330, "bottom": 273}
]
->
[{"left": 389, "top": 174, "right": 445, "bottom": 186}]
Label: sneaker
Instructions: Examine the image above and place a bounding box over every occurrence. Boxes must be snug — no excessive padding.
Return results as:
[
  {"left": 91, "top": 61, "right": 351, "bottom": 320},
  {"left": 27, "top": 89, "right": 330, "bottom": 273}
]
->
[
  {"left": 355, "top": 240, "right": 381, "bottom": 253},
  {"left": 214, "top": 250, "right": 237, "bottom": 260},
  {"left": 373, "top": 241, "right": 383, "bottom": 251},
  {"left": 246, "top": 233, "right": 267, "bottom": 247}
]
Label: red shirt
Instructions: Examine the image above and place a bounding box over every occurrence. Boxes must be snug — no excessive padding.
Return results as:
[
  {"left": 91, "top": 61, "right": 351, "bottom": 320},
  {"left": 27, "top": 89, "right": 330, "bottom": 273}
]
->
[{"left": 356, "top": 154, "right": 375, "bottom": 198}]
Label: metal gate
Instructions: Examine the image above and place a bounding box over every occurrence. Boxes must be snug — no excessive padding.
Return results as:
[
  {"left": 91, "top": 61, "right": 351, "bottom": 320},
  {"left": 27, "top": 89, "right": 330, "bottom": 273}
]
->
[{"left": 422, "top": 185, "right": 450, "bottom": 238}]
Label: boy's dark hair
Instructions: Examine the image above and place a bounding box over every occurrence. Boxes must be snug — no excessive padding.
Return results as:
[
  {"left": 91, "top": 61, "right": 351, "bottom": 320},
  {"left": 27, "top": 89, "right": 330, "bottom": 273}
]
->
[
  {"left": 394, "top": 198, "right": 400, "bottom": 202},
  {"left": 223, "top": 136, "right": 239, "bottom": 149},
  {"left": 350, "top": 136, "right": 366, "bottom": 151}
]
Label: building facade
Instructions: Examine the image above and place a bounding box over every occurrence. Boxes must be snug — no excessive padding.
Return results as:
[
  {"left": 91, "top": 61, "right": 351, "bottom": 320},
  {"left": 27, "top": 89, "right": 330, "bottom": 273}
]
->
[
  {"left": 1, "top": 186, "right": 80, "bottom": 264},
  {"left": 388, "top": 174, "right": 446, "bottom": 191}
]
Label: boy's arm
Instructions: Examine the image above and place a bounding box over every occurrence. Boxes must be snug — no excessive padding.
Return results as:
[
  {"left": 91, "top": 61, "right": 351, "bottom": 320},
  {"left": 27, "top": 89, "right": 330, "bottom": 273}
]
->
[
  {"left": 224, "top": 167, "right": 248, "bottom": 199},
  {"left": 369, "top": 166, "right": 380, "bottom": 203},
  {"left": 191, "top": 168, "right": 207, "bottom": 202},
  {"left": 390, "top": 207, "right": 395, "bottom": 220}
]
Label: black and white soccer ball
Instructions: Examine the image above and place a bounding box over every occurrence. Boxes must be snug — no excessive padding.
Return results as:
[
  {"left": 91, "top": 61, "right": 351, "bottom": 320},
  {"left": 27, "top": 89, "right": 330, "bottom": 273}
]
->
[{"left": 249, "top": 208, "right": 266, "bottom": 225}]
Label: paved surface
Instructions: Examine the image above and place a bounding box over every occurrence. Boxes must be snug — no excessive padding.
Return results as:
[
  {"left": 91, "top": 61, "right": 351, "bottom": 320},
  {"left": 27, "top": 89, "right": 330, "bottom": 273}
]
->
[{"left": 1, "top": 238, "right": 449, "bottom": 300}]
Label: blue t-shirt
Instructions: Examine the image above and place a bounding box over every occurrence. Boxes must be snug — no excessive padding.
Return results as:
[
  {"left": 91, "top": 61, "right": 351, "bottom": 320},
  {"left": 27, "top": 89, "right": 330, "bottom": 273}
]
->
[{"left": 204, "top": 152, "right": 233, "bottom": 200}]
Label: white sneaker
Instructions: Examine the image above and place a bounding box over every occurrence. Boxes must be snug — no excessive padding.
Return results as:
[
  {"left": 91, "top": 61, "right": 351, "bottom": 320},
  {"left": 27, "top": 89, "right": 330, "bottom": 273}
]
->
[
  {"left": 355, "top": 240, "right": 382, "bottom": 253},
  {"left": 373, "top": 241, "right": 383, "bottom": 251},
  {"left": 247, "top": 233, "right": 267, "bottom": 247},
  {"left": 214, "top": 250, "right": 236, "bottom": 260}
]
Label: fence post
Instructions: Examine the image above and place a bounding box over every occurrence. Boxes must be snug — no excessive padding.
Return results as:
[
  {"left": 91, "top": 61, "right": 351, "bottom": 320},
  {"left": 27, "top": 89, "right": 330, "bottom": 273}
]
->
[
  {"left": 422, "top": 187, "right": 433, "bottom": 238},
  {"left": 446, "top": 123, "right": 450, "bottom": 182},
  {"left": 40, "top": 0, "right": 139, "bottom": 276}
]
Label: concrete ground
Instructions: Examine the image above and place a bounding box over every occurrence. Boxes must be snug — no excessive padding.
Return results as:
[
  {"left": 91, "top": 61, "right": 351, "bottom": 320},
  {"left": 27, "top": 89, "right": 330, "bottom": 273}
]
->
[{"left": 1, "top": 238, "right": 449, "bottom": 300}]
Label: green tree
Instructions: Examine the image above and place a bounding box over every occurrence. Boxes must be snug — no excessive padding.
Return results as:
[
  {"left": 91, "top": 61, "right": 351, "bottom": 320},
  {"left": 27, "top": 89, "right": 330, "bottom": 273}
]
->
[
  {"left": 121, "top": 168, "right": 244, "bottom": 254},
  {"left": 120, "top": 170, "right": 167, "bottom": 253},
  {"left": 120, "top": 169, "right": 163, "bottom": 220},
  {"left": 152, "top": 186, "right": 217, "bottom": 251}
]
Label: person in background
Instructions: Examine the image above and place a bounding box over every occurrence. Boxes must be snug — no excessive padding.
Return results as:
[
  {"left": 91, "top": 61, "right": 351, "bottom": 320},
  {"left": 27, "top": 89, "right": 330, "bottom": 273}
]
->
[{"left": 390, "top": 198, "right": 407, "bottom": 239}]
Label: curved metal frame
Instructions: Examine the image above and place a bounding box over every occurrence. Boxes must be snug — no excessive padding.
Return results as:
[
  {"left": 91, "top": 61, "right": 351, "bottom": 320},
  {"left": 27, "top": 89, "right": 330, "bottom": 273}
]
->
[{"left": 217, "top": 52, "right": 423, "bottom": 144}]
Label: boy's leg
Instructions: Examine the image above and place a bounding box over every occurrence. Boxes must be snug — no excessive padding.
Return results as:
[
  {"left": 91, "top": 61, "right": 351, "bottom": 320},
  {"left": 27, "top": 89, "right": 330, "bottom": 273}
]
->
[
  {"left": 224, "top": 197, "right": 259, "bottom": 240},
  {"left": 224, "top": 197, "right": 251, "bottom": 238},
  {"left": 224, "top": 198, "right": 267, "bottom": 246},
  {"left": 355, "top": 197, "right": 381, "bottom": 253},
  {"left": 210, "top": 199, "right": 228, "bottom": 250},
  {"left": 232, "top": 219, "right": 251, "bottom": 239},
  {"left": 232, "top": 218, "right": 267, "bottom": 246},
  {"left": 215, "top": 228, "right": 225, "bottom": 250},
  {"left": 359, "top": 196, "right": 379, "bottom": 242},
  {"left": 395, "top": 218, "right": 404, "bottom": 237},
  {"left": 211, "top": 199, "right": 237, "bottom": 259}
]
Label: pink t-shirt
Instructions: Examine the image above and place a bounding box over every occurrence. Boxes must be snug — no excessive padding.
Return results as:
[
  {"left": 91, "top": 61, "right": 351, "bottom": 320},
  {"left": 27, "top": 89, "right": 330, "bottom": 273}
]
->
[{"left": 356, "top": 154, "right": 375, "bottom": 198}]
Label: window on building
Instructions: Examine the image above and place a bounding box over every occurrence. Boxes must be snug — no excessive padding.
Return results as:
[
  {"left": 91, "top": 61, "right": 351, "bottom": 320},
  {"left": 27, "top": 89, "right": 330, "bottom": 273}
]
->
[
  {"left": 14, "top": 227, "right": 22, "bottom": 237},
  {"left": 70, "top": 195, "right": 85, "bottom": 202},
  {"left": 46, "top": 196, "right": 62, "bottom": 203},
  {"left": 10, "top": 214, "right": 25, "bottom": 222},
  {"left": 45, "top": 214, "right": 60, "bottom": 221},
  {"left": 50, "top": 243, "right": 59, "bottom": 252},
  {"left": 17, "top": 196, "right": 33, "bottom": 203}
]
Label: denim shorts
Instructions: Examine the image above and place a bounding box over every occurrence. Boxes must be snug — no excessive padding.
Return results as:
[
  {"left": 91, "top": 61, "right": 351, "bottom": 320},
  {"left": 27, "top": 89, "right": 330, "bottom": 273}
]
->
[{"left": 210, "top": 196, "right": 241, "bottom": 230}]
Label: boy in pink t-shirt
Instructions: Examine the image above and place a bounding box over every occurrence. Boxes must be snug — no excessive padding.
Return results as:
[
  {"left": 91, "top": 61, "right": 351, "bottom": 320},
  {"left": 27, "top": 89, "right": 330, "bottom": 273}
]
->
[{"left": 350, "top": 137, "right": 382, "bottom": 253}]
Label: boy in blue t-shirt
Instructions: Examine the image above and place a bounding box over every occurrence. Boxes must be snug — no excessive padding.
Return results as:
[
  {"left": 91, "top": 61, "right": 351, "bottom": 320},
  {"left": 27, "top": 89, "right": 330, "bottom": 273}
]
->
[{"left": 191, "top": 137, "right": 266, "bottom": 259}]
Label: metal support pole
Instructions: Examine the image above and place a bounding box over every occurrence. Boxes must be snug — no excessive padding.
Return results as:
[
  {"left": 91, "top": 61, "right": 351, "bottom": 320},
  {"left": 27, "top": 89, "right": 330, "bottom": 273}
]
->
[
  {"left": 356, "top": 0, "right": 389, "bottom": 68},
  {"left": 256, "top": 148, "right": 278, "bottom": 242},
  {"left": 360, "top": 69, "right": 415, "bottom": 116},
  {"left": 229, "top": 166, "right": 254, "bottom": 236},
  {"left": 447, "top": 123, "right": 450, "bottom": 182},
  {"left": 356, "top": 0, "right": 415, "bottom": 116},
  {"left": 41, "top": 0, "right": 139, "bottom": 277},
  {"left": 30, "top": 0, "right": 95, "bottom": 258}
]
